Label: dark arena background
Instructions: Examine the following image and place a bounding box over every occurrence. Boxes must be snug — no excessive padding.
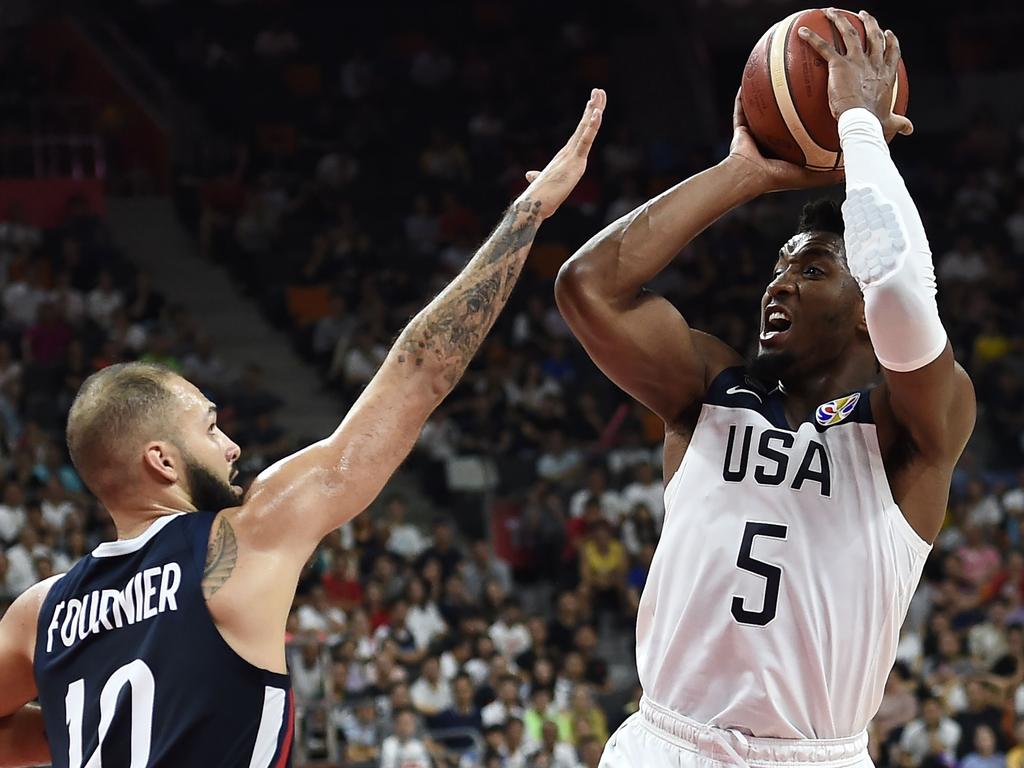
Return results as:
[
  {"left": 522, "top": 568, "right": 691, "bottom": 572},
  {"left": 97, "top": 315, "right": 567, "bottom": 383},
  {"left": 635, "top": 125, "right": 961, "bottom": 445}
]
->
[{"left": 1, "top": 1, "right": 1023, "bottom": 766}]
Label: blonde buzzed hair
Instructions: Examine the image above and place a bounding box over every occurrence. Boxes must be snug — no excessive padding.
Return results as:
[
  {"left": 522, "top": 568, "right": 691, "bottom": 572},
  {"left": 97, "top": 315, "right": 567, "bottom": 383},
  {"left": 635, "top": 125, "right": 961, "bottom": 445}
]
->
[{"left": 66, "top": 363, "right": 182, "bottom": 494}]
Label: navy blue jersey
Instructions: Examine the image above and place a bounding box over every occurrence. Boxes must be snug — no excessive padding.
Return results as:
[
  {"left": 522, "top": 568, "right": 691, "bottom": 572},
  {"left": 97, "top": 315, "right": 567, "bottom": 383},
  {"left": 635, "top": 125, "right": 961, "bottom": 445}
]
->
[{"left": 34, "top": 511, "right": 294, "bottom": 768}]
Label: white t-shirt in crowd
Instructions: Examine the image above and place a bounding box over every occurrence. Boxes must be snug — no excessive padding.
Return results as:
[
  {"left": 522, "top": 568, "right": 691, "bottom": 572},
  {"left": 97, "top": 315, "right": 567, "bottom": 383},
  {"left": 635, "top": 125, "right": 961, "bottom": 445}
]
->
[{"left": 379, "top": 735, "right": 432, "bottom": 768}]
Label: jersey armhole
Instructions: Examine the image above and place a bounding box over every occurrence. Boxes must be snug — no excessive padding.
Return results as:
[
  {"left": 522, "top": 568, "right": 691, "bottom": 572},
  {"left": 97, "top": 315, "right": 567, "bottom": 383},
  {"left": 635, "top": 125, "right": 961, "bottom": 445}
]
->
[
  {"left": 862, "top": 393, "right": 932, "bottom": 558},
  {"left": 177, "top": 512, "right": 291, "bottom": 686}
]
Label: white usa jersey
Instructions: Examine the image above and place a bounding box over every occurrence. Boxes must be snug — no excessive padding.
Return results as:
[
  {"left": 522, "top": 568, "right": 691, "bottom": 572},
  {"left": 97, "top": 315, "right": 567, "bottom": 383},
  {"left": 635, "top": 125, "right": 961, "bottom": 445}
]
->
[{"left": 636, "top": 366, "right": 931, "bottom": 740}]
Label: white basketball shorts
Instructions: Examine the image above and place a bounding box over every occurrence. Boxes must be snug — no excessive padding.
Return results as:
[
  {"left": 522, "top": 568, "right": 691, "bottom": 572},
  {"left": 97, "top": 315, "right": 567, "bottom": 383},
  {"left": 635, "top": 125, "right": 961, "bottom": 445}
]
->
[{"left": 600, "top": 698, "right": 873, "bottom": 768}]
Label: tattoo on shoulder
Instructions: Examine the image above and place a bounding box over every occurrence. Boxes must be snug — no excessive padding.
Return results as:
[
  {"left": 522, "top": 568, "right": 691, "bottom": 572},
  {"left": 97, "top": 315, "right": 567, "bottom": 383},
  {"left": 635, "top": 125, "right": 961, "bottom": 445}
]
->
[{"left": 202, "top": 515, "right": 238, "bottom": 600}]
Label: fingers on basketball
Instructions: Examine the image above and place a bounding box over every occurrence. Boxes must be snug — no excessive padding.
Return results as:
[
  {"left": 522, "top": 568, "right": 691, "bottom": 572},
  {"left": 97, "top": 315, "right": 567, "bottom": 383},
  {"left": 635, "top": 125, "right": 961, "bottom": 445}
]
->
[
  {"left": 798, "top": 26, "right": 834, "bottom": 61},
  {"left": 825, "top": 8, "right": 861, "bottom": 54},
  {"left": 883, "top": 30, "right": 901, "bottom": 70},
  {"left": 733, "top": 87, "right": 749, "bottom": 128},
  {"left": 858, "top": 12, "right": 885, "bottom": 65}
]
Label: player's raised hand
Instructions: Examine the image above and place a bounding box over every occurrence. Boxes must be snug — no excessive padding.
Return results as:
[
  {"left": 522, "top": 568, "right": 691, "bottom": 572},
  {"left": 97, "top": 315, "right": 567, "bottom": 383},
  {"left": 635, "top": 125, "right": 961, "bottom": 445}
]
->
[
  {"left": 728, "top": 88, "right": 844, "bottom": 193},
  {"left": 799, "top": 8, "right": 914, "bottom": 142},
  {"left": 521, "top": 89, "right": 605, "bottom": 219}
]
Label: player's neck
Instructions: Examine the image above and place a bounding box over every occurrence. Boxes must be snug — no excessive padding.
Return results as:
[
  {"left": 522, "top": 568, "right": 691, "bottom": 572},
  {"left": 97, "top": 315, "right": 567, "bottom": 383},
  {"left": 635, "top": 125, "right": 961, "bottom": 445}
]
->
[
  {"left": 107, "top": 492, "right": 199, "bottom": 540},
  {"left": 778, "top": 349, "right": 878, "bottom": 427}
]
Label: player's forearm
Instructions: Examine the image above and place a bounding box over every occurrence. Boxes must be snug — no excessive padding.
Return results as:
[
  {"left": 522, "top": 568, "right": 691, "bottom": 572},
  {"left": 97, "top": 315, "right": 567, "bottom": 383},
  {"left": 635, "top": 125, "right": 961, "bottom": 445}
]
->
[
  {"left": 0, "top": 705, "right": 49, "bottom": 767},
  {"left": 839, "top": 108, "right": 946, "bottom": 372},
  {"left": 559, "top": 159, "right": 760, "bottom": 304},
  {"left": 394, "top": 197, "right": 542, "bottom": 397}
]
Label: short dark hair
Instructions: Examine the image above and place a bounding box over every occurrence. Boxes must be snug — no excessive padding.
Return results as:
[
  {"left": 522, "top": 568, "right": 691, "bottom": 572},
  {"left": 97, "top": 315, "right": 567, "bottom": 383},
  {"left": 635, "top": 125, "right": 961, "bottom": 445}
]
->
[
  {"left": 797, "top": 199, "right": 844, "bottom": 237},
  {"left": 66, "top": 363, "right": 181, "bottom": 495}
]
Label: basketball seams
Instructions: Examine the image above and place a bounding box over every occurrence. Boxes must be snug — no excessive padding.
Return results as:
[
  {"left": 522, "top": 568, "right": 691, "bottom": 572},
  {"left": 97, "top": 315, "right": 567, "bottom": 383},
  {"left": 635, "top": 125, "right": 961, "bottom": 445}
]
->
[{"left": 771, "top": 11, "right": 838, "bottom": 171}]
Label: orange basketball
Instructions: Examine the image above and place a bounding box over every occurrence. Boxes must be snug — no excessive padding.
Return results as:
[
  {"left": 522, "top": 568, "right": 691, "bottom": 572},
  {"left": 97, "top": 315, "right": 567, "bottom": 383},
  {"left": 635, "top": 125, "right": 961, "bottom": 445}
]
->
[{"left": 740, "top": 8, "right": 909, "bottom": 171}]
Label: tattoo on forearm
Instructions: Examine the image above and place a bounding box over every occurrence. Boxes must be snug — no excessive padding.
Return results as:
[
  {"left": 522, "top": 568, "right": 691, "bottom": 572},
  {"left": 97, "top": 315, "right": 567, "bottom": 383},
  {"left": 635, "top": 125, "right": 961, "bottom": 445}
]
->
[
  {"left": 202, "top": 515, "right": 237, "bottom": 599},
  {"left": 398, "top": 198, "right": 542, "bottom": 387}
]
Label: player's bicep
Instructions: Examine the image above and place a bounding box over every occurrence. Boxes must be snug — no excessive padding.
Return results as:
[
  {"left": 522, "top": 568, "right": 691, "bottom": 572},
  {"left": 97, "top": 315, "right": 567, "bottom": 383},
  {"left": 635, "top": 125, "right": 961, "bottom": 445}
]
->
[
  {"left": 0, "top": 579, "right": 55, "bottom": 716},
  {"left": 238, "top": 361, "right": 437, "bottom": 552},
  {"left": 879, "top": 344, "right": 976, "bottom": 463},
  {"left": 556, "top": 281, "right": 740, "bottom": 422}
]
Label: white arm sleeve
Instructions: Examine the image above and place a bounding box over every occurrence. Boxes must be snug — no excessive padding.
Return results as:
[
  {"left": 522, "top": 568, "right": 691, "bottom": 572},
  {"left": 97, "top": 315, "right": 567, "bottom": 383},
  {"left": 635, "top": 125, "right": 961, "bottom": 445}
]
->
[{"left": 839, "top": 107, "right": 948, "bottom": 372}]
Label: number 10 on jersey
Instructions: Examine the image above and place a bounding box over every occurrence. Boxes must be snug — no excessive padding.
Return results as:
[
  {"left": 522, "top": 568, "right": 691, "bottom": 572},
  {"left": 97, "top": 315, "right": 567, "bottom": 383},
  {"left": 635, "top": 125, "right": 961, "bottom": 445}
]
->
[{"left": 65, "top": 659, "right": 155, "bottom": 768}]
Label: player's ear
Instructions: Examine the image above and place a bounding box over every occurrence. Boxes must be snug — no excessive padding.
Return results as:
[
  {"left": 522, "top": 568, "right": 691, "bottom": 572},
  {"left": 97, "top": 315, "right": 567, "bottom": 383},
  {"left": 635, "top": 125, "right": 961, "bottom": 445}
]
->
[{"left": 143, "top": 441, "right": 179, "bottom": 484}]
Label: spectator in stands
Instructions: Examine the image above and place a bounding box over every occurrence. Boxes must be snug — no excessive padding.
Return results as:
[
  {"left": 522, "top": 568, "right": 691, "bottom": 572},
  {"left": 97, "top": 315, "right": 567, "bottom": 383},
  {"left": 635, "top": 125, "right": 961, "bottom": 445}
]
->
[
  {"left": 873, "top": 663, "right": 919, "bottom": 748},
  {"left": 296, "top": 584, "right": 346, "bottom": 644},
  {"left": 380, "top": 707, "right": 433, "bottom": 768},
  {"left": 384, "top": 494, "right": 428, "bottom": 560},
  {"left": 505, "top": 715, "right": 538, "bottom": 767},
  {"left": 621, "top": 461, "right": 664, "bottom": 528},
  {"left": 961, "top": 725, "right": 1006, "bottom": 768},
  {"left": 482, "top": 673, "right": 526, "bottom": 728},
  {"left": 524, "top": 685, "right": 564, "bottom": 743},
  {"left": 405, "top": 576, "right": 448, "bottom": 650},
  {"left": 571, "top": 625, "right": 609, "bottom": 693},
  {"left": 536, "top": 430, "right": 584, "bottom": 487},
  {"left": 290, "top": 642, "right": 326, "bottom": 704},
  {"left": 901, "top": 696, "right": 962, "bottom": 768},
  {"left": 569, "top": 467, "right": 624, "bottom": 523},
  {"left": 557, "top": 685, "right": 608, "bottom": 747},
  {"left": 0, "top": 483, "right": 26, "bottom": 545},
  {"left": 86, "top": 270, "right": 123, "bottom": 329},
  {"left": 489, "top": 598, "right": 531, "bottom": 660},
  {"left": 537, "top": 719, "right": 580, "bottom": 768},
  {"left": 5, "top": 525, "right": 40, "bottom": 594},
  {"left": 410, "top": 655, "right": 453, "bottom": 718},
  {"left": 1006, "top": 719, "right": 1024, "bottom": 768},
  {"left": 418, "top": 518, "right": 464, "bottom": 581},
  {"left": 321, "top": 548, "right": 363, "bottom": 611},
  {"left": 579, "top": 734, "right": 604, "bottom": 768},
  {"left": 579, "top": 519, "right": 627, "bottom": 620},
  {"left": 957, "top": 679, "right": 1007, "bottom": 758},
  {"left": 432, "top": 671, "right": 483, "bottom": 733},
  {"left": 462, "top": 538, "right": 513, "bottom": 600},
  {"left": 333, "top": 695, "right": 382, "bottom": 766}
]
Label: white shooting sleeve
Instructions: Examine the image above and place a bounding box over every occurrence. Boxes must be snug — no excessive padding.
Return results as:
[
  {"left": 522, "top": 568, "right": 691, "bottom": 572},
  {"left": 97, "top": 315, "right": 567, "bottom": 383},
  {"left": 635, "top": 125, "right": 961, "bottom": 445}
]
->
[{"left": 839, "top": 107, "right": 948, "bottom": 372}]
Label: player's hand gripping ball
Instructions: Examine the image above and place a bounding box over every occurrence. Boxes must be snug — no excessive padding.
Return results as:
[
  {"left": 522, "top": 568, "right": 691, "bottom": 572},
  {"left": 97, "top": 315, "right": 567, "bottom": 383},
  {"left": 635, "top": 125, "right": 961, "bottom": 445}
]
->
[{"left": 740, "top": 7, "right": 909, "bottom": 171}]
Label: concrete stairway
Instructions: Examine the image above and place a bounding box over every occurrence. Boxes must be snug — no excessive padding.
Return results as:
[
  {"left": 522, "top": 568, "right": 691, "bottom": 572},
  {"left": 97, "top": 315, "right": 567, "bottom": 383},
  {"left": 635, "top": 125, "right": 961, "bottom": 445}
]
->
[{"left": 106, "top": 196, "right": 344, "bottom": 440}]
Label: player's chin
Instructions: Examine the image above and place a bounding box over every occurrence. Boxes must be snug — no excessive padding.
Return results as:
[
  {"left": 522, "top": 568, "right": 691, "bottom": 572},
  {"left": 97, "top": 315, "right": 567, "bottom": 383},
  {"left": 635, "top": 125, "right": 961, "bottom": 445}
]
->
[{"left": 758, "top": 327, "right": 792, "bottom": 351}]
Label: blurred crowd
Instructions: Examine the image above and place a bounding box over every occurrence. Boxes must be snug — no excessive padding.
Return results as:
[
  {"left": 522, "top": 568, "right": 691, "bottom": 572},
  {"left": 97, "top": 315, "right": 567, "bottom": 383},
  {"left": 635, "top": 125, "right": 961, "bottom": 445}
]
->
[{"left": 3, "top": 1, "right": 1024, "bottom": 767}]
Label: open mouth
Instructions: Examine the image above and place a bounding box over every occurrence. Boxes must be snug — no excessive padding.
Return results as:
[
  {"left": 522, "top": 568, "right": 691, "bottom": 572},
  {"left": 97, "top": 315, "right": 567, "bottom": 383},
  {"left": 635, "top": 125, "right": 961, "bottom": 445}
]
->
[{"left": 760, "top": 305, "right": 793, "bottom": 343}]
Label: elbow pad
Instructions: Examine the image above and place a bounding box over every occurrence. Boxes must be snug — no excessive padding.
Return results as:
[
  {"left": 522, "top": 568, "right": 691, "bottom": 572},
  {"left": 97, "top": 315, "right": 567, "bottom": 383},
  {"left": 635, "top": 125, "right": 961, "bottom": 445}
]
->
[{"left": 839, "top": 108, "right": 947, "bottom": 373}]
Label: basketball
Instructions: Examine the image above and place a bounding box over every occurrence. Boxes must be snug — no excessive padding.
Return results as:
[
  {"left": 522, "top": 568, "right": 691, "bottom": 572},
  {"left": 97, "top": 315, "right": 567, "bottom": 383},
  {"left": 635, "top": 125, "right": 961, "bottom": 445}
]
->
[{"left": 740, "top": 8, "right": 909, "bottom": 170}]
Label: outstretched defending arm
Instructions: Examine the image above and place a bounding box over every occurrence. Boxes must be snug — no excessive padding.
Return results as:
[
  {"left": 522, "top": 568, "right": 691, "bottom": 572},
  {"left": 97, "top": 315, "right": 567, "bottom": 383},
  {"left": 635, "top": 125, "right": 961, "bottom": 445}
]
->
[
  {"left": 555, "top": 92, "right": 843, "bottom": 424},
  {"left": 235, "top": 90, "right": 605, "bottom": 553}
]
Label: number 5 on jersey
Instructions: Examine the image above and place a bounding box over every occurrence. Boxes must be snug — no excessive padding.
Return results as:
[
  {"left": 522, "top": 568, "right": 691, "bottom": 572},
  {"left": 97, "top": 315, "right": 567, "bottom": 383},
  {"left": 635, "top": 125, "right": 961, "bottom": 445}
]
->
[{"left": 732, "top": 521, "right": 788, "bottom": 626}]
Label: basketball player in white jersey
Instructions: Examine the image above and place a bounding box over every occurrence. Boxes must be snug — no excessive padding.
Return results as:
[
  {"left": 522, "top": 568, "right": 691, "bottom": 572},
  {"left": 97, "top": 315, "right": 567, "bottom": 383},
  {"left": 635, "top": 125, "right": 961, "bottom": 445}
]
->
[
  {"left": 0, "top": 92, "right": 604, "bottom": 766},
  {"left": 555, "top": 10, "right": 974, "bottom": 768}
]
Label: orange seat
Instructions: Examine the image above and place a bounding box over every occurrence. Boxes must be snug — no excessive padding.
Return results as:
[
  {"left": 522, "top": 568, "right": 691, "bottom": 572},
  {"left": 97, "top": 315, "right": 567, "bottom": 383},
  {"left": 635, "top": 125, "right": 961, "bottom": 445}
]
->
[
  {"left": 286, "top": 285, "right": 332, "bottom": 327},
  {"left": 528, "top": 243, "right": 570, "bottom": 280}
]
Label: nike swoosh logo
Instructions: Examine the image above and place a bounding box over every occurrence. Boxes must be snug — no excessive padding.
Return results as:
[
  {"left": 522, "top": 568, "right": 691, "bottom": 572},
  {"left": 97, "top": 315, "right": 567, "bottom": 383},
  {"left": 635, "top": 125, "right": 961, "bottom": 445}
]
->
[{"left": 726, "top": 386, "right": 763, "bottom": 404}]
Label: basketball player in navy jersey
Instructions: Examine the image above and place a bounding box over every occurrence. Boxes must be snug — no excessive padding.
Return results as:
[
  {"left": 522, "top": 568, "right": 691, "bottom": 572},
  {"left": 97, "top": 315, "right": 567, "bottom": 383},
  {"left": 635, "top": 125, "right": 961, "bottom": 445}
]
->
[
  {"left": 557, "top": 10, "right": 973, "bottom": 768},
  {"left": 0, "top": 91, "right": 605, "bottom": 767}
]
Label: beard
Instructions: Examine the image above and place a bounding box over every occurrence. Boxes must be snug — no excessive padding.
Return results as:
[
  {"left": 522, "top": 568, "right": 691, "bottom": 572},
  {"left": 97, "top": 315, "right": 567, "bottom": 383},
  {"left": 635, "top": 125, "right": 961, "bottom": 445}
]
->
[
  {"left": 747, "top": 349, "right": 797, "bottom": 390},
  {"left": 183, "top": 452, "right": 243, "bottom": 512}
]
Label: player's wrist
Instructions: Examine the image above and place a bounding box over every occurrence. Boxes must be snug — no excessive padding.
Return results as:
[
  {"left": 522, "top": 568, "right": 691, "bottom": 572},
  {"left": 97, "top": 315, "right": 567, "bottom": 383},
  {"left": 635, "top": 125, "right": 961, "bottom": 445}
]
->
[
  {"left": 833, "top": 95, "right": 877, "bottom": 119},
  {"left": 718, "top": 156, "right": 770, "bottom": 199}
]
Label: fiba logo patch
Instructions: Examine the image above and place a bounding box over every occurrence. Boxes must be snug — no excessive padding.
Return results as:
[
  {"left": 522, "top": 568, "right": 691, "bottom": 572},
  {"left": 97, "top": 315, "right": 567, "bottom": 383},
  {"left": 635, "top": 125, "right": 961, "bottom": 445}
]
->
[{"left": 815, "top": 393, "right": 860, "bottom": 427}]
